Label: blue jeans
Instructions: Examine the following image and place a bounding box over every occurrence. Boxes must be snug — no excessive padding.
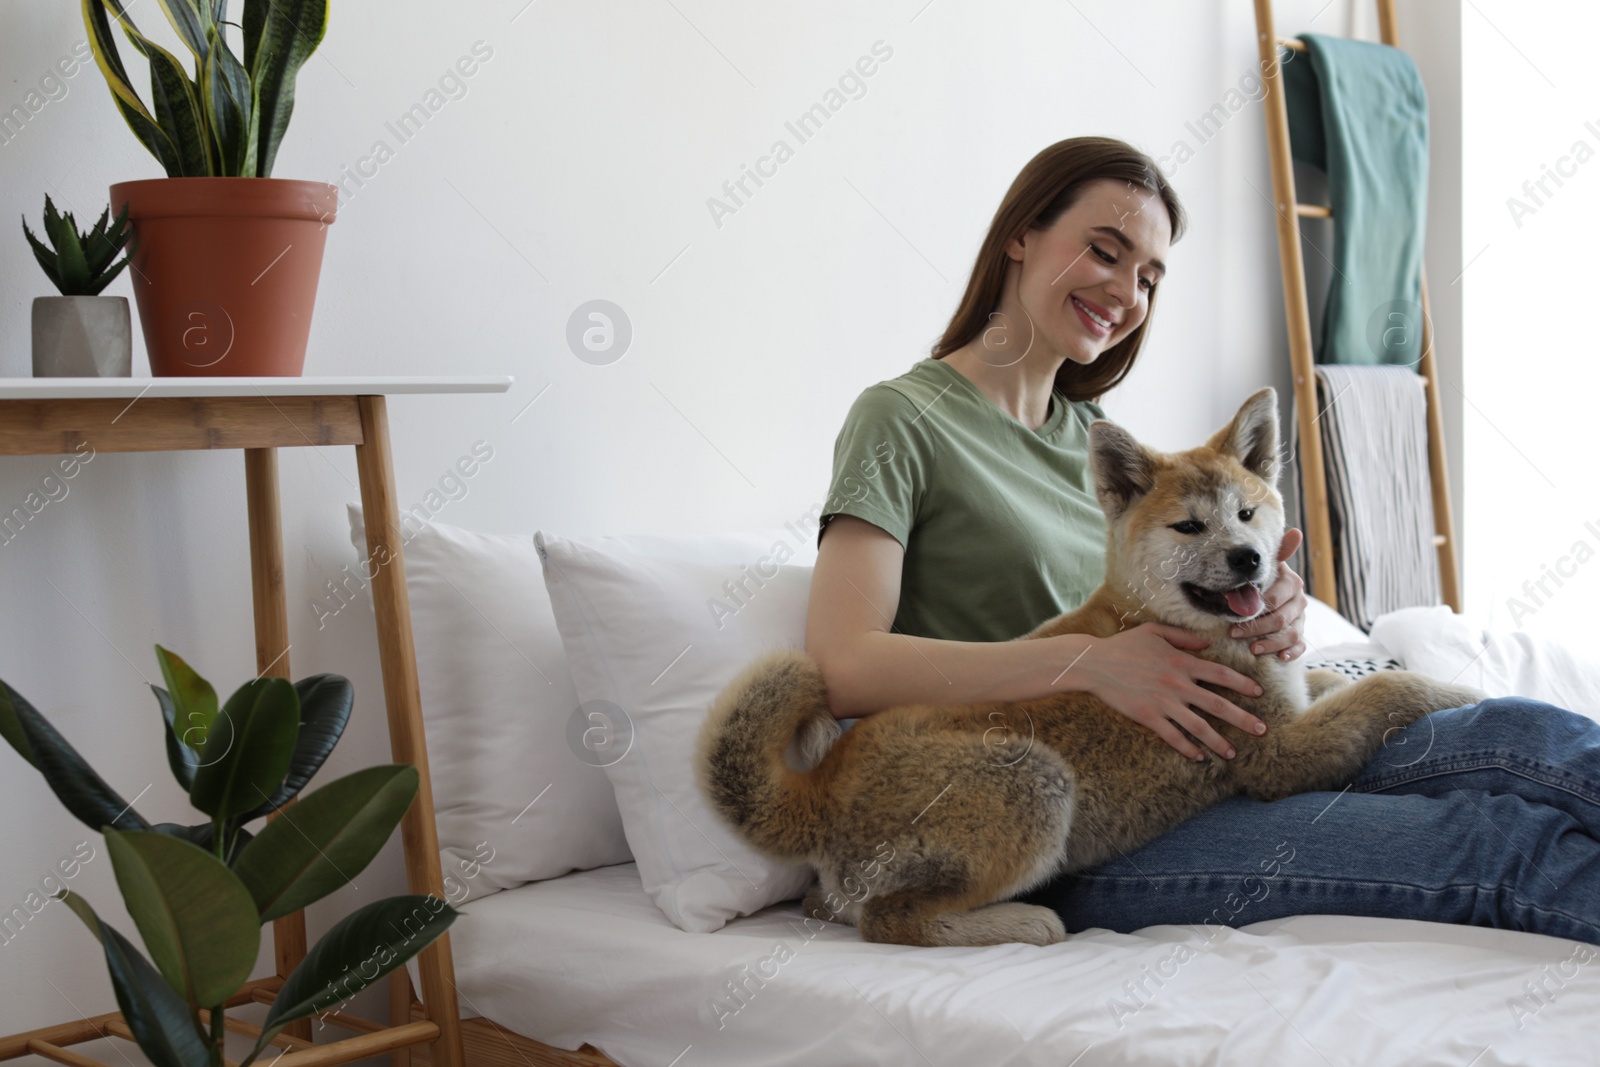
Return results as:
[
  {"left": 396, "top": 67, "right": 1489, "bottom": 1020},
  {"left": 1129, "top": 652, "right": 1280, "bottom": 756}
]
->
[{"left": 1011, "top": 698, "right": 1600, "bottom": 945}]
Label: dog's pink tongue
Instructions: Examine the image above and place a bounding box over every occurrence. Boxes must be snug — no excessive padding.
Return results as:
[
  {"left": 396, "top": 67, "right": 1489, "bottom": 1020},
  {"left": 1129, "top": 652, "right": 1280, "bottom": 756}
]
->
[{"left": 1224, "top": 585, "right": 1262, "bottom": 617}]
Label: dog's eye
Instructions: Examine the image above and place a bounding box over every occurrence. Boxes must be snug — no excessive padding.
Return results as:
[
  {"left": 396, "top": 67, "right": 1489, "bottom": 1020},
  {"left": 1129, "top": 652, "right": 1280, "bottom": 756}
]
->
[
  {"left": 1238, "top": 508, "right": 1255, "bottom": 522},
  {"left": 1170, "top": 520, "right": 1205, "bottom": 535}
]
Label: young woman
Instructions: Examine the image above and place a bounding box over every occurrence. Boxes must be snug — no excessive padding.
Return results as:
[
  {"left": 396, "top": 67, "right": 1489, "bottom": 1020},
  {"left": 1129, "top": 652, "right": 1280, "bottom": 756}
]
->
[{"left": 807, "top": 136, "right": 1600, "bottom": 944}]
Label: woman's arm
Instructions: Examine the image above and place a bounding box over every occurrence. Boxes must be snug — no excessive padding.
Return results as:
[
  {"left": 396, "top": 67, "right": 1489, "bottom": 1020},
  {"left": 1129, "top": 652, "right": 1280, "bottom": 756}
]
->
[
  {"left": 806, "top": 515, "right": 1099, "bottom": 715},
  {"left": 806, "top": 515, "right": 1268, "bottom": 760}
]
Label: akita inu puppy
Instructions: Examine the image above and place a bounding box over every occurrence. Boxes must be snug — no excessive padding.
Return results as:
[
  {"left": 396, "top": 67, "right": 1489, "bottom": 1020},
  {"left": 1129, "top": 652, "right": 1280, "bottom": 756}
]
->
[{"left": 695, "top": 387, "right": 1482, "bottom": 947}]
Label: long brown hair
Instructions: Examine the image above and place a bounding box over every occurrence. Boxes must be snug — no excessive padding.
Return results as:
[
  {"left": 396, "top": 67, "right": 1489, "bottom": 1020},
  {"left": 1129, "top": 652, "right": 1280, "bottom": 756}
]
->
[{"left": 930, "top": 137, "right": 1186, "bottom": 402}]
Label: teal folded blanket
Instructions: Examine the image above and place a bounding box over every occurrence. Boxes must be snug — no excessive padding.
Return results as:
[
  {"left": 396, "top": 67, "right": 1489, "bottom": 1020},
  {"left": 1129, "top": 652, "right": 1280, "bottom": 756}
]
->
[{"left": 1283, "top": 33, "right": 1429, "bottom": 366}]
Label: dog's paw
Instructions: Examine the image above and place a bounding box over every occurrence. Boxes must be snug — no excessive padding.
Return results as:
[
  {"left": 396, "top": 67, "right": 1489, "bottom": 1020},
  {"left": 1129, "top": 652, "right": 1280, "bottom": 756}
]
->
[
  {"left": 1305, "top": 667, "right": 1350, "bottom": 701},
  {"left": 1435, "top": 682, "right": 1489, "bottom": 710},
  {"left": 932, "top": 902, "right": 1067, "bottom": 947},
  {"left": 801, "top": 882, "right": 842, "bottom": 924},
  {"left": 1014, "top": 906, "right": 1068, "bottom": 947}
]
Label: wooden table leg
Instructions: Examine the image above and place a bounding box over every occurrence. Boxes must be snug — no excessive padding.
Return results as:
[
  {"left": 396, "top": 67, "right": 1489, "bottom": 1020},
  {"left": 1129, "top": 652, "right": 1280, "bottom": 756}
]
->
[
  {"left": 244, "top": 447, "right": 312, "bottom": 1043},
  {"left": 352, "top": 396, "right": 465, "bottom": 1067}
]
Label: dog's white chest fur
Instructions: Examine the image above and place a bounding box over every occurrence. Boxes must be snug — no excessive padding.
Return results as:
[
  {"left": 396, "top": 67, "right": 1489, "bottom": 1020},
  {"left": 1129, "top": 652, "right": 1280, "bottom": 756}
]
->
[{"left": 1202, "top": 636, "right": 1313, "bottom": 714}]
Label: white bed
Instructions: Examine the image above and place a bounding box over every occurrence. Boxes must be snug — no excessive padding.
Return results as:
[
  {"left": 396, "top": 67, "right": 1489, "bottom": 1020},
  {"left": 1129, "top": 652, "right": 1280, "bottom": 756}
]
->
[
  {"left": 357, "top": 509, "right": 1600, "bottom": 1067},
  {"left": 445, "top": 859, "right": 1600, "bottom": 1067}
]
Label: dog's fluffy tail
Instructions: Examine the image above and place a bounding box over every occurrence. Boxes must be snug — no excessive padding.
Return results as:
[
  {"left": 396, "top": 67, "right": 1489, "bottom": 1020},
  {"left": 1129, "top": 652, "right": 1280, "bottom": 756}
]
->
[{"left": 694, "top": 647, "right": 842, "bottom": 862}]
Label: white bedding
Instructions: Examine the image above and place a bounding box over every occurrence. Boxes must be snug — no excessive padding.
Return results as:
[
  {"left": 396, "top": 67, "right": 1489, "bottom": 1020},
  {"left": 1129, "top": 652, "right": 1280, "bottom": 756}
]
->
[
  {"left": 1372, "top": 605, "right": 1600, "bottom": 716},
  {"left": 430, "top": 602, "right": 1600, "bottom": 1066},
  {"left": 446, "top": 861, "right": 1599, "bottom": 1067}
]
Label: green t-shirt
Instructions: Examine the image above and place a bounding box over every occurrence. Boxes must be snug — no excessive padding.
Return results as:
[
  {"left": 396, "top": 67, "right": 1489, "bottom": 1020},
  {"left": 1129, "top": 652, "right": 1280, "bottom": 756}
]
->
[{"left": 818, "top": 357, "right": 1108, "bottom": 643}]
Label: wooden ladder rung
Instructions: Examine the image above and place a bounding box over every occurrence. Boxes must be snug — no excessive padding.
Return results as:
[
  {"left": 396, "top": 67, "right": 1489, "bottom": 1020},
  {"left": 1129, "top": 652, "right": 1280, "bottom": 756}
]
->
[
  {"left": 1433, "top": 534, "right": 1448, "bottom": 546},
  {"left": 197, "top": 1009, "right": 313, "bottom": 1052},
  {"left": 98, "top": 1022, "right": 135, "bottom": 1046},
  {"left": 1279, "top": 36, "right": 1306, "bottom": 51},
  {"left": 27, "top": 1041, "right": 107, "bottom": 1067},
  {"left": 1294, "top": 202, "right": 1332, "bottom": 218},
  {"left": 268, "top": 1021, "right": 440, "bottom": 1067}
]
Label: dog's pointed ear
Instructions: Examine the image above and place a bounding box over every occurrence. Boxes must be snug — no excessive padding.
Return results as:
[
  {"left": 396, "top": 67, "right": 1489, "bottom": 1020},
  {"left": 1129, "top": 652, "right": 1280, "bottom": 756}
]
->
[
  {"left": 1090, "top": 420, "right": 1157, "bottom": 520},
  {"left": 1208, "top": 387, "right": 1280, "bottom": 484}
]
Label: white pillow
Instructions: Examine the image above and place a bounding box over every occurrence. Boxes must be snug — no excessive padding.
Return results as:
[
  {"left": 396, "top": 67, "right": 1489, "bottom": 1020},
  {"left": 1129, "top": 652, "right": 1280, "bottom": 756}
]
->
[
  {"left": 1371, "top": 605, "right": 1600, "bottom": 723},
  {"left": 1302, "top": 595, "right": 1373, "bottom": 651},
  {"left": 345, "top": 505, "right": 816, "bottom": 903},
  {"left": 535, "top": 530, "right": 818, "bottom": 933},
  {"left": 346, "top": 505, "right": 629, "bottom": 900}
]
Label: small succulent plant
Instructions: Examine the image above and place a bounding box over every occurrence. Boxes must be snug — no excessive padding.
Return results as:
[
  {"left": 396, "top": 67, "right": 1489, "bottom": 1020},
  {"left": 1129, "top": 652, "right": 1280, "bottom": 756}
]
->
[{"left": 22, "top": 195, "right": 138, "bottom": 296}]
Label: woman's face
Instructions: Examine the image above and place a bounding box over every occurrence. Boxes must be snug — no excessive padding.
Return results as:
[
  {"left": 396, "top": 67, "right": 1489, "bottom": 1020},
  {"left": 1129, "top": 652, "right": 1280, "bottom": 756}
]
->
[{"left": 1005, "top": 178, "right": 1173, "bottom": 367}]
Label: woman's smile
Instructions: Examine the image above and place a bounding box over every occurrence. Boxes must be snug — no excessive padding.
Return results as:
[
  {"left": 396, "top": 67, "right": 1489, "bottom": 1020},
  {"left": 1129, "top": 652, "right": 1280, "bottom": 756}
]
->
[{"left": 1070, "top": 293, "right": 1116, "bottom": 337}]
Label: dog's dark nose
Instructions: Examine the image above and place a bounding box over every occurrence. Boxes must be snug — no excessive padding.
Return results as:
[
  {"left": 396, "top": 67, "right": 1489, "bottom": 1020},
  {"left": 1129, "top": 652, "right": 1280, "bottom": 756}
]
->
[{"left": 1227, "top": 546, "right": 1261, "bottom": 575}]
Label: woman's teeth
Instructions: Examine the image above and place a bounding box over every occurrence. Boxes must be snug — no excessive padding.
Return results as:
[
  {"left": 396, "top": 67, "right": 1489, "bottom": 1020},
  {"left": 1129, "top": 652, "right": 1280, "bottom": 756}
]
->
[{"left": 1073, "top": 296, "right": 1111, "bottom": 329}]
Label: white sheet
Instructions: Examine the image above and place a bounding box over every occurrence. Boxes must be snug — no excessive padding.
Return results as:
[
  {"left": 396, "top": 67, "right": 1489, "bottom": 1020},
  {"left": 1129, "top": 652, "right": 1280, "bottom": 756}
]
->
[
  {"left": 1372, "top": 605, "right": 1600, "bottom": 717},
  {"left": 447, "top": 861, "right": 1599, "bottom": 1067}
]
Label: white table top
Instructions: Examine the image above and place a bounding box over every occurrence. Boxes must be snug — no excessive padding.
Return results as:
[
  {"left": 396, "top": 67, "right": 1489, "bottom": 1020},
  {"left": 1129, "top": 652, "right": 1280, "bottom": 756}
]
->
[{"left": 0, "top": 376, "right": 514, "bottom": 399}]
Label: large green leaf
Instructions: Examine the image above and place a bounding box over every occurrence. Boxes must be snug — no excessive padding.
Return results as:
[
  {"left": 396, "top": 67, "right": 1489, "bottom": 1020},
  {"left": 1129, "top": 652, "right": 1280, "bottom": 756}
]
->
[
  {"left": 236, "top": 673, "right": 353, "bottom": 821},
  {"left": 233, "top": 765, "right": 418, "bottom": 922},
  {"left": 188, "top": 677, "right": 299, "bottom": 820},
  {"left": 152, "top": 686, "right": 200, "bottom": 792},
  {"left": 104, "top": 830, "right": 260, "bottom": 1009},
  {"left": 201, "top": 23, "right": 253, "bottom": 176},
  {"left": 153, "top": 0, "right": 210, "bottom": 61},
  {"left": 242, "top": 0, "right": 327, "bottom": 178},
  {"left": 156, "top": 648, "right": 218, "bottom": 746},
  {"left": 86, "top": 0, "right": 185, "bottom": 175},
  {"left": 59, "top": 891, "right": 212, "bottom": 1067},
  {"left": 241, "top": 0, "right": 264, "bottom": 71},
  {"left": 152, "top": 821, "right": 253, "bottom": 865},
  {"left": 153, "top": 647, "right": 218, "bottom": 792},
  {"left": 0, "top": 679, "right": 151, "bottom": 833},
  {"left": 109, "top": 10, "right": 210, "bottom": 175},
  {"left": 251, "top": 895, "right": 456, "bottom": 1056}
]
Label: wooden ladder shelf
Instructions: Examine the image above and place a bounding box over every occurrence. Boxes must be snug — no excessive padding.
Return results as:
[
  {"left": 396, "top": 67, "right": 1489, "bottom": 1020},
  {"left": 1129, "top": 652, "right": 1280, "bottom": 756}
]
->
[{"left": 1253, "top": 0, "right": 1462, "bottom": 613}]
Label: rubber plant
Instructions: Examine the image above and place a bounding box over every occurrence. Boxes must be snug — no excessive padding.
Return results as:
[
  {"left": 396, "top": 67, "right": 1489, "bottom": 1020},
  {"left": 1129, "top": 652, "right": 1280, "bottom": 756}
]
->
[
  {"left": 82, "top": 0, "right": 329, "bottom": 178},
  {"left": 0, "top": 646, "right": 458, "bottom": 1067}
]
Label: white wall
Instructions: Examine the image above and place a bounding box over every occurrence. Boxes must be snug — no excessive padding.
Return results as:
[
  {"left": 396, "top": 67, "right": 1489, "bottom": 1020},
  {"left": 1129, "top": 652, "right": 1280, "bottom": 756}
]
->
[{"left": 0, "top": 0, "right": 1371, "bottom": 1054}]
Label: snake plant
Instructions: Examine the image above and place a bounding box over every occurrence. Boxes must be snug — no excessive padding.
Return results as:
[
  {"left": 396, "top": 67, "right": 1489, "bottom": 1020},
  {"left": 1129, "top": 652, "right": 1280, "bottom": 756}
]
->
[
  {"left": 22, "top": 196, "right": 138, "bottom": 296},
  {"left": 0, "top": 646, "right": 458, "bottom": 1067},
  {"left": 82, "top": 0, "right": 329, "bottom": 178}
]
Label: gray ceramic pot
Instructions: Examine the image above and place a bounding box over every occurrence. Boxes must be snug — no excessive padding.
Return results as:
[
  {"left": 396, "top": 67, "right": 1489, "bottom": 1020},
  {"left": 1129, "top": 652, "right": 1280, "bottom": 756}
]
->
[{"left": 32, "top": 296, "right": 133, "bottom": 377}]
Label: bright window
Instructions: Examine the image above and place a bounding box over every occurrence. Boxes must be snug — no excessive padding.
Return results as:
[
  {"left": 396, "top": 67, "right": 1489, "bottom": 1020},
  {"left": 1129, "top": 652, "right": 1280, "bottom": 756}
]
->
[{"left": 1461, "top": 1, "right": 1600, "bottom": 649}]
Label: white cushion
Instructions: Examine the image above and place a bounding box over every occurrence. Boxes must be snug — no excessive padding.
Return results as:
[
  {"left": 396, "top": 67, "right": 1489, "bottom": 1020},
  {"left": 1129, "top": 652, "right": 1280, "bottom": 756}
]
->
[
  {"left": 535, "top": 529, "right": 819, "bottom": 933},
  {"left": 1371, "top": 605, "right": 1600, "bottom": 723},
  {"left": 1302, "top": 594, "right": 1373, "bottom": 650},
  {"left": 346, "top": 506, "right": 630, "bottom": 901},
  {"left": 346, "top": 505, "right": 818, "bottom": 904}
]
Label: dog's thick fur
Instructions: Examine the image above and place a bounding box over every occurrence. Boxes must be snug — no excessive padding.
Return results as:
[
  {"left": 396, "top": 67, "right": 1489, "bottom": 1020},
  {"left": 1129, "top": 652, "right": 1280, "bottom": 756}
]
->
[{"left": 695, "top": 388, "right": 1483, "bottom": 948}]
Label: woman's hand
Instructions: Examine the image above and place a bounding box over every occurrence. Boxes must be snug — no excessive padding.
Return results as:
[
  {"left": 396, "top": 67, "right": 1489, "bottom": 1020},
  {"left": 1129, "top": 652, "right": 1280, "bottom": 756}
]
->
[
  {"left": 1072, "top": 623, "right": 1268, "bottom": 761},
  {"left": 1229, "top": 528, "right": 1309, "bottom": 662}
]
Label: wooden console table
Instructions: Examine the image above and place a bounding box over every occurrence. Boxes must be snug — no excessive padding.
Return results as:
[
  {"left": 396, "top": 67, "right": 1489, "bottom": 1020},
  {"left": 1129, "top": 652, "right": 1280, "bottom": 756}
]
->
[{"left": 0, "top": 376, "right": 511, "bottom": 1067}]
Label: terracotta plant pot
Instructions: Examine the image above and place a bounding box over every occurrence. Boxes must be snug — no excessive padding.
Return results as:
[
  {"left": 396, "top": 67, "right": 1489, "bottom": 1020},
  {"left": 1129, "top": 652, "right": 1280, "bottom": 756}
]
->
[{"left": 109, "top": 178, "right": 337, "bottom": 376}]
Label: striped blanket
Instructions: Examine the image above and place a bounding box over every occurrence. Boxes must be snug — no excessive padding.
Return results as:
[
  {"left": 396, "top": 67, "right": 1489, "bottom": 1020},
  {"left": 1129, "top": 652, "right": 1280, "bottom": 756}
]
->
[{"left": 1290, "top": 365, "right": 1441, "bottom": 631}]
